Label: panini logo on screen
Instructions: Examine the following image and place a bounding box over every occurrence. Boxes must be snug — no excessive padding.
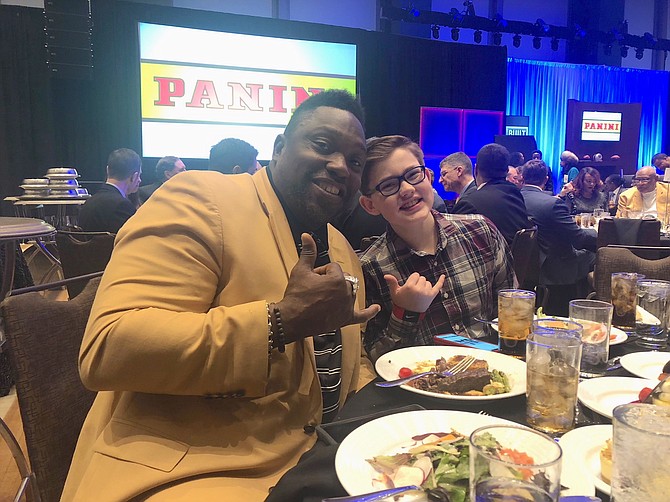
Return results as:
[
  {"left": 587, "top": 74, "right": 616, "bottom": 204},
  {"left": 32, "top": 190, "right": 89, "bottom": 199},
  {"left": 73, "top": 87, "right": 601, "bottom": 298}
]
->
[
  {"left": 138, "top": 23, "right": 357, "bottom": 159},
  {"left": 581, "top": 111, "right": 622, "bottom": 141}
]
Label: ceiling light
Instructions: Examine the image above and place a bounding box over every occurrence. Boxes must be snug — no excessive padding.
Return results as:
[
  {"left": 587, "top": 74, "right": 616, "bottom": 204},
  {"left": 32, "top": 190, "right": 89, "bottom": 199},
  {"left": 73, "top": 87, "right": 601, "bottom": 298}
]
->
[
  {"left": 431, "top": 24, "right": 440, "bottom": 39},
  {"left": 493, "top": 32, "right": 502, "bottom": 46},
  {"left": 451, "top": 27, "right": 460, "bottom": 41},
  {"left": 513, "top": 34, "right": 521, "bottom": 48},
  {"left": 533, "top": 37, "right": 541, "bottom": 49},
  {"left": 474, "top": 30, "right": 482, "bottom": 44}
]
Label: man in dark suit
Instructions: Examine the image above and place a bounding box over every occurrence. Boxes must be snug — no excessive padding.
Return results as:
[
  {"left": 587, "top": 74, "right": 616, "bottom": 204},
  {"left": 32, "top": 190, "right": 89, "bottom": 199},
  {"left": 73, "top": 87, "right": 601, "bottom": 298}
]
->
[
  {"left": 452, "top": 143, "right": 530, "bottom": 246},
  {"left": 79, "top": 148, "right": 142, "bottom": 233},
  {"left": 138, "top": 156, "right": 186, "bottom": 204},
  {"left": 520, "top": 159, "right": 596, "bottom": 288},
  {"left": 439, "top": 151, "right": 476, "bottom": 201}
]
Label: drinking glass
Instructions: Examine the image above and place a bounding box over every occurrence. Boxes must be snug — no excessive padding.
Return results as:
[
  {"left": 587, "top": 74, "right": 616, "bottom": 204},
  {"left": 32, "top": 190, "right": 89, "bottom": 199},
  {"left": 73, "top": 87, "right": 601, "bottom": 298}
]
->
[
  {"left": 526, "top": 319, "right": 582, "bottom": 435},
  {"left": 579, "top": 213, "right": 593, "bottom": 228},
  {"left": 497, "top": 289, "right": 535, "bottom": 358},
  {"left": 636, "top": 279, "right": 670, "bottom": 349},
  {"left": 611, "top": 404, "right": 670, "bottom": 502},
  {"left": 610, "top": 273, "right": 641, "bottom": 329},
  {"left": 469, "top": 424, "right": 563, "bottom": 502},
  {"left": 569, "top": 299, "right": 613, "bottom": 377},
  {"left": 593, "top": 208, "right": 607, "bottom": 221}
]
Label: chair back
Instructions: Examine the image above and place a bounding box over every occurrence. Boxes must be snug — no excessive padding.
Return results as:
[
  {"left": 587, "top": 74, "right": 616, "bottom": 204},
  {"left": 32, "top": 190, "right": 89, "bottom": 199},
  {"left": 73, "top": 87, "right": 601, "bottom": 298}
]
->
[
  {"left": 596, "top": 218, "right": 661, "bottom": 259},
  {"left": 0, "top": 277, "right": 100, "bottom": 502},
  {"left": 593, "top": 246, "right": 670, "bottom": 301},
  {"left": 55, "top": 230, "right": 115, "bottom": 298},
  {"left": 510, "top": 226, "right": 540, "bottom": 290}
]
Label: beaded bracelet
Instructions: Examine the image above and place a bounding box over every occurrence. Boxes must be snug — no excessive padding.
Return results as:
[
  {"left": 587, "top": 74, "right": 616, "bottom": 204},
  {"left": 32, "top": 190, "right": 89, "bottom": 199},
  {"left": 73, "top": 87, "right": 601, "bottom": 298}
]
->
[
  {"left": 270, "top": 303, "right": 286, "bottom": 353},
  {"left": 266, "top": 302, "right": 274, "bottom": 355}
]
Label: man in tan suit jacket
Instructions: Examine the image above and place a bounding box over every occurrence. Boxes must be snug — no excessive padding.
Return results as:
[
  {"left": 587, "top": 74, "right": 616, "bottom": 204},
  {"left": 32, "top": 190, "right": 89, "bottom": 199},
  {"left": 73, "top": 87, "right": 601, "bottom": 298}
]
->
[
  {"left": 616, "top": 166, "right": 670, "bottom": 224},
  {"left": 62, "top": 90, "right": 380, "bottom": 501}
]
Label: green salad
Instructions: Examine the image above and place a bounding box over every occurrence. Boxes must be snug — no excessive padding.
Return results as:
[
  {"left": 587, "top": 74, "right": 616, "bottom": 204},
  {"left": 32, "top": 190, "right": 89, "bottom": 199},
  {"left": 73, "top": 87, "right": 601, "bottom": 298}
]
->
[{"left": 367, "top": 430, "right": 500, "bottom": 502}]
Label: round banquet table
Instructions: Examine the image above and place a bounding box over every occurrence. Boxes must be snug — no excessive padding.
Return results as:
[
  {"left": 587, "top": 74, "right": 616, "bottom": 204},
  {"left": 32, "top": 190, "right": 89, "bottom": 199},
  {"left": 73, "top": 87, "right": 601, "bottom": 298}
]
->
[{"left": 267, "top": 336, "right": 669, "bottom": 502}]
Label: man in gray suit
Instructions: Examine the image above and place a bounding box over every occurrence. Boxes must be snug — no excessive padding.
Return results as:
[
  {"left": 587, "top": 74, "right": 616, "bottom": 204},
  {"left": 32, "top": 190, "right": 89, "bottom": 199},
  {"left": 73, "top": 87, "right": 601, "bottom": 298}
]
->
[{"left": 439, "top": 152, "right": 476, "bottom": 200}]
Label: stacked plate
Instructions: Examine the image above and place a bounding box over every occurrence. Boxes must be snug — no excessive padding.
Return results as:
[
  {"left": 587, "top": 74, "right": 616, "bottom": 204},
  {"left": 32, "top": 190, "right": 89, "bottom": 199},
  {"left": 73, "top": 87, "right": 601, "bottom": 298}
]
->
[
  {"left": 20, "top": 178, "right": 50, "bottom": 198},
  {"left": 44, "top": 168, "right": 88, "bottom": 198}
]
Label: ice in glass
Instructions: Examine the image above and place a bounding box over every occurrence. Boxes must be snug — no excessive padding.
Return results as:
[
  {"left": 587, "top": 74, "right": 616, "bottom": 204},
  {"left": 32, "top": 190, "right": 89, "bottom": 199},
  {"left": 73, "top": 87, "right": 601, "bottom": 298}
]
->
[{"left": 497, "top": 289, "right": 535, "bottom": 358}]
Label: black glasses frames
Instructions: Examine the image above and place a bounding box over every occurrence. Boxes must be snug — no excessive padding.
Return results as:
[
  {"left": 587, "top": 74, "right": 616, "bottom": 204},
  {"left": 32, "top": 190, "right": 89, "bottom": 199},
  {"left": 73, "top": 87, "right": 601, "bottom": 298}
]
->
[{"left": 371, "top": 166, "right": 427, "bottom": 197}]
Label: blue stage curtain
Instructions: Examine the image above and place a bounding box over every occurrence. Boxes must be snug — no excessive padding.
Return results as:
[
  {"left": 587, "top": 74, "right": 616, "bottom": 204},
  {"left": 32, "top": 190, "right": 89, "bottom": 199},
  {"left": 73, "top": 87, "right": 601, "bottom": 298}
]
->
[{"left": 507, "top": 58, "right": 668, "bottom": 189}]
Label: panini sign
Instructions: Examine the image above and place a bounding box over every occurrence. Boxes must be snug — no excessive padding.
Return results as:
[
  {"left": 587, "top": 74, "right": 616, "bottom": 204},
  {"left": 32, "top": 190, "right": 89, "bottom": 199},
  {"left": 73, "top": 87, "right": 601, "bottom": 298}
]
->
[{"left": 581, "top": 111, "right": 622, "bottom": 141}]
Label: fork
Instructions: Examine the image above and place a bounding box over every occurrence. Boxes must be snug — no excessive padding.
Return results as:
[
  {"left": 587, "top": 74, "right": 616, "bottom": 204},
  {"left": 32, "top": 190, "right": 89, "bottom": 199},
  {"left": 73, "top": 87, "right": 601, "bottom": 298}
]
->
[{"left": 375, "top": 355, "right": 476, "bottom": 388}]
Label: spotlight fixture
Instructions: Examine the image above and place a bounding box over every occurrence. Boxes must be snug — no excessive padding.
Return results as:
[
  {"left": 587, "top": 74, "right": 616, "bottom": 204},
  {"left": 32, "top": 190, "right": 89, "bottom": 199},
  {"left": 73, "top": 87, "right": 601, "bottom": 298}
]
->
[
  {"left": 620, "top": 45, "right": 629, "bottom": 58},
  {"left": 451, "top": 27, "right": 460, "bottom": 41},
  {"left": 431, "top": 24, "right": 440, "bottom": 39},
  {"left": 551, "top": 37, "right": 559, "bottom": 51},
  {"left": 533, "top": 36, "right": 541, "bottom": 49},
  {"left": 474, "top": 30, "right": 482, "bottom": 44},
  {"left": 635, "top": 47, "right": 644, "bottom": 60},
  {"left": 513, "top": 34, "right": 521, "bottom": 48},
  {"left": 493, "top": 32, "right": 502, "bottom": 46}
]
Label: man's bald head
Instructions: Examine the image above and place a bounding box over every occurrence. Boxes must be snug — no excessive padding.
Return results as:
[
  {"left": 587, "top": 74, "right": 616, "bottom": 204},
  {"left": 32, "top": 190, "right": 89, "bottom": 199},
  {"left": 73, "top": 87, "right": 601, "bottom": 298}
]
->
[{"left": 633, "top": 166, "right": 658, "bottom": 194}]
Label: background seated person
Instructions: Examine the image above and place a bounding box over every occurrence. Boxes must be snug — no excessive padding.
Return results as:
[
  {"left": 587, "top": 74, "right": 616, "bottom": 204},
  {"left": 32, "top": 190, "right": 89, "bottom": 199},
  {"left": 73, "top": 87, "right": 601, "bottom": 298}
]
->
[
  {"left": 358, "top": 135, "right": 515, "bottom": 362},
  {"left": 62, "top": 90, "right": 379, "bottom": 501},
  {"left": 604, "top": 174, "right": 625, "bottom": 216},
  {"left": 559, "top": 150, "right": 580, "bottom": 188},
  {"left": 138, "top": 156, "right": 186, "bottom": 204},
  {"left": 209, "top": 137, "right": 261, "bottom": 174},
  {"left": 78, "top": 148, "right": 142, "bottom": 233},
  {"left": 520, "top": 160, "right": 596, "bottom": 301},
  {"left": 452, "top": 143, "right": 530, "bottom": 246},
  {"left": 616, "top": 166, "right": 670, "bottom": 224},
  {"left": 439, "top": 151, "right": 476, "bottom": 201},
  {"left": 558, "top": 166, "right": 607, "bottom": 215}
]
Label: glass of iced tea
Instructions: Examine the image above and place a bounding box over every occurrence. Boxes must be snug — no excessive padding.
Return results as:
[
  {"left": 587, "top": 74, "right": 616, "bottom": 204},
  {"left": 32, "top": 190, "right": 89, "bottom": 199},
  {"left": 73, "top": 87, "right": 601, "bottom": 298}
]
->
[
  {"left": 497, "top": 289, "right": 535, "bottom": 358},
  {"left": 526, "top": 319, "right": 582, "bottom": 435},
  {"left": 611, "top": 272, "right": 642, "bottom": 329}
]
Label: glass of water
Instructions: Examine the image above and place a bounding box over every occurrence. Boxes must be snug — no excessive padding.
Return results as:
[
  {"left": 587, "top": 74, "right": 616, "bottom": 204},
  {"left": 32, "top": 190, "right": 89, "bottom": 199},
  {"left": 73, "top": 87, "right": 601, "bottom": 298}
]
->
[
  {"left": 636, "top": 279, "right": 670, "bottom": 349},
  {"left": 611, "top": 404, "right": 670, "bottom": 502},
  {"left": 569, "top": 299, "right": 613, "bottom": 377},
  {"left": 469, "top": 424, "right": 563, "bottom": 502}
]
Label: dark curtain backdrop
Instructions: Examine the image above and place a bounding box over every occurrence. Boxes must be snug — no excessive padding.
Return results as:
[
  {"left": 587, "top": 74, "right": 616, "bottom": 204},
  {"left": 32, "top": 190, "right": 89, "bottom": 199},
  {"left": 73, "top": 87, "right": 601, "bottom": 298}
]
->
[
  {"left": 507, "top": 58, "right": 670, "bottom": 188},
  {"left": 1, "top": 0, "right": 506, "bottom": 214}
]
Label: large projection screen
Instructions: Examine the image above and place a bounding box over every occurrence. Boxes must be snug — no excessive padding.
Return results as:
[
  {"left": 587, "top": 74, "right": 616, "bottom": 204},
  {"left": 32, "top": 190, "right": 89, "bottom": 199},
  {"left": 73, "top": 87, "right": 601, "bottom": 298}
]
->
[{"left": 138, "top": 22, "right": 357, "bottom": 160}]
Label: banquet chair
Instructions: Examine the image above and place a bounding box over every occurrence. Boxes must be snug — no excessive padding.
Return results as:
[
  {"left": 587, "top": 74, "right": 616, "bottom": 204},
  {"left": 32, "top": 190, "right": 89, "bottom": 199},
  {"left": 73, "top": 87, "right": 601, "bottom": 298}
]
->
[
  {"left": 509, "top": 227, "right": 548, "bottom": 310},
  {"left": 596, "top": 218, "right": 661, "bottom": 259},
  {"left": 55, "top": 229, "right": 115, "bottom": 298},
  {"left": 593, "top": 246, "right": 670, "bottom": 301},
  {"left": 0, "top": 275, "right": 100, "bottom": 502}
]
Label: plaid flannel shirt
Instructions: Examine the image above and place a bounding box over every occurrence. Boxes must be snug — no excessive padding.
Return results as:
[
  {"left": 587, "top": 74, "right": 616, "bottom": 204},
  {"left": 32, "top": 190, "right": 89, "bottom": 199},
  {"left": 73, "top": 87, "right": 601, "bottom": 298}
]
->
[{"left": 360, "top": 211, "right": 516, "bottom": 361}]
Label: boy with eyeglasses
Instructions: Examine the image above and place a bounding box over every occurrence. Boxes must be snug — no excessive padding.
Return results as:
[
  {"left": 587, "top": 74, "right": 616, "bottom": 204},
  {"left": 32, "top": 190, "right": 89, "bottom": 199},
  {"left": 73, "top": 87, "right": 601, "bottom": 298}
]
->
[
  {"left": 358, "top": 135, "right": 515, "bottom": 362},
  {"left": 617, "top": 166, "right": 670, "bottom": 224}
]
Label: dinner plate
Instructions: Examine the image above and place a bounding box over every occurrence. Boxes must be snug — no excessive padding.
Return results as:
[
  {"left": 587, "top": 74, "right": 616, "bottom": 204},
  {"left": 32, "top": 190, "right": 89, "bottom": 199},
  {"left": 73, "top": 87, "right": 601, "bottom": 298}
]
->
[
  {"left": 559, "top": 424, "right": 613, "bottom": 496},
  {"left": 578, "top": 376, "right": 657, "bottom": 419},
  {"left": 620, "top": 351, "right": 670, "bottom": 380},
  {"left": 491, "top": 316, "right": 628, "bottom": 345},
  {"left": 335, "top": 409, "right": 595, "bottom": 498},
  {"left": 375, "top": 346, "right": 526, "bottom": 401}
]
